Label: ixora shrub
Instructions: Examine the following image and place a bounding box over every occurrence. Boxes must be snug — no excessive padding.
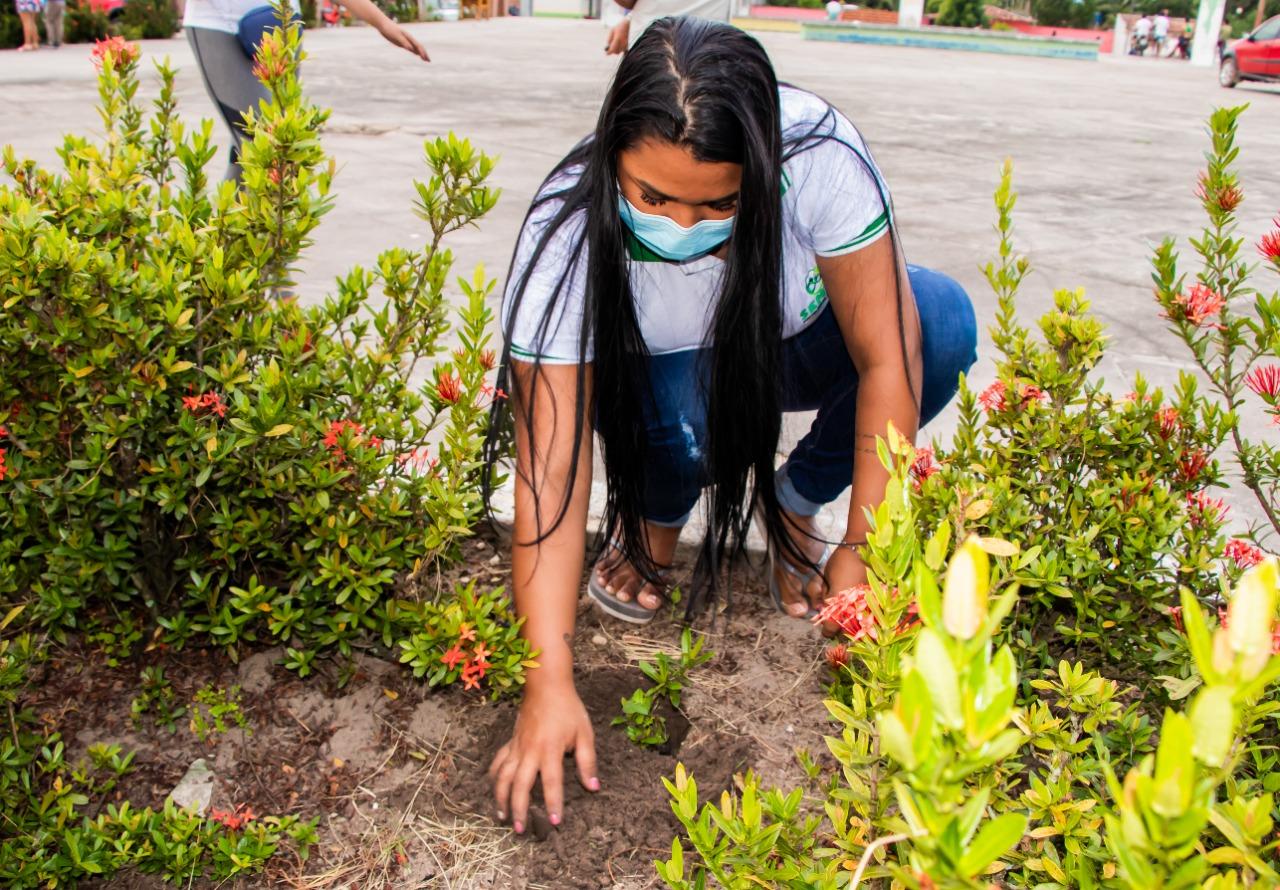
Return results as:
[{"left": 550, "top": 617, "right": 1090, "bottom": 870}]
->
[
  {"left": 0, "top": 30, "right": 531, "bottom": 692},
  {"left": 1154, "top": 106, "right": 1280, "bottom": 550},
  {"left": 659, "top": 111, "right": 1280, "bottom": 888},
  {"left": 659, "top": 447, "right": 1280, "bottom": 888},
  {"left": 907, "top": 160, "right": 1232, "bottom": 682}
]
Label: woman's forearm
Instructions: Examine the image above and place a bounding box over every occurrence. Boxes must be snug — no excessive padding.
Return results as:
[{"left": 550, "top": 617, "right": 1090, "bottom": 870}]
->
[
  {"left": 336, "top": 0, "right": 396, "bottom": 30},
  {"left": 509, "top": 364, "right": 594, "bottom": 692},
  {"left": 846, "top": 364, "right": 919, "bottom": 545}
]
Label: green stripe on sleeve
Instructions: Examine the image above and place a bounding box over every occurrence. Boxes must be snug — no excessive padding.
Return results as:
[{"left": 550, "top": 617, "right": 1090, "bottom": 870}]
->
[{"left": 816, "top": 211, "right": 890, "bottom": 256}]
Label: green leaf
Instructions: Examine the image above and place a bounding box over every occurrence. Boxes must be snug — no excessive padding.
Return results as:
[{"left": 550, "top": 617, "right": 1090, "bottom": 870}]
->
[
  {"left": 1189, "top": 684, "right": 1235, "bottom": 767},
  {"left": 958, "top": 812, "right": 1027, "bottom": 875},
  {"left": 914, "top": 628, "right": 962, "bottom": 729}
]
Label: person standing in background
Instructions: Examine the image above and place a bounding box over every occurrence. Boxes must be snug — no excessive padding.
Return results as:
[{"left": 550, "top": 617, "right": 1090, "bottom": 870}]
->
[
  {"left": 43, "top": 0, "right": 64, "bottom": 48},
  {"left": 13, "top": 0, "right": 41, "bottom": 51},
  {"left": 183, "top": 0, "right": 429, "bottom": 182},
  {"left": 1153, "top": 9, "right": 1170, "bottom": 55},
  {"left": 604, "top": 0, "right": 731, "bottom": 53},
  {"left": 1133, "top": 13, "right": 1153, "bottom": 54}
]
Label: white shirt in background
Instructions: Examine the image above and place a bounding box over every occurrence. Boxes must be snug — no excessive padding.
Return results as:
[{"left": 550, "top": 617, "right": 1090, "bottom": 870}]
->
[
  {"left": 1135, "top": 16, "right": 1152, "bottom": 36},
  {"left": 183, "top": 0, "right": 301, "bottom": 34},
  {"left": 1154, "top": 13, "right": 1170, "bottom": 37},
  {"left": 627, "top": 0, "right": 733, "bottom": 47}
]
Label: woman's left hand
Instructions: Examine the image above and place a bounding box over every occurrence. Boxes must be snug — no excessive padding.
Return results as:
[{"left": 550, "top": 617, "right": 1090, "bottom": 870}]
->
[
  {"left": 378, "top": 22, "right": 430, "bottom": 60},
  {"left": 814, "top": 545, "right": 869, "bottom": 636}
]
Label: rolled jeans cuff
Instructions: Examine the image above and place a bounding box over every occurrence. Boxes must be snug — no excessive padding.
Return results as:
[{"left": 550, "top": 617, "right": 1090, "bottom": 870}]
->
[{"left": 775, "top": 463, "right": 825, "bottom": 517}]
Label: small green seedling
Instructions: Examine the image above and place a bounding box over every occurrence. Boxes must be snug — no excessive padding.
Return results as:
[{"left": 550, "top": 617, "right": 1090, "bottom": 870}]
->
[
  {"left": 615, "top": 628, "right": 712, "bottom": 749},
  {"left": 189, "top": 684, "right": 249, "bottom": 742}
]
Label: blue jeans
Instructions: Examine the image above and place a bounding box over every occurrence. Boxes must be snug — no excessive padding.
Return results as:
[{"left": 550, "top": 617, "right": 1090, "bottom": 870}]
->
[{"left": 641, "top": 264, "right": 978, "bottom": 525}]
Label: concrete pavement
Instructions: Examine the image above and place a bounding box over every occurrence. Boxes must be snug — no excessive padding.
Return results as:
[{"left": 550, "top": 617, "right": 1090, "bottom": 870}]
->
[{"left": 2, "top": 19, "right": 1279, "bottom": 532}]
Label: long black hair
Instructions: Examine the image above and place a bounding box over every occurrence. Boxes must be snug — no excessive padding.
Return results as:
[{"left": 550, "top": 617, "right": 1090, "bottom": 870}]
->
[{"left": 483, "top": 16, "right": 918, "bottom": 615}]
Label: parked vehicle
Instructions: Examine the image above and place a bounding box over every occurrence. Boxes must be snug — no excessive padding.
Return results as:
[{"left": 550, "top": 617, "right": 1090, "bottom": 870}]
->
[
  {"left": 1220, "top": 14, "right": 1280, "bottom": 86},
  {"left": 87, "top": 0, "right": 126, "bottom": 19}
]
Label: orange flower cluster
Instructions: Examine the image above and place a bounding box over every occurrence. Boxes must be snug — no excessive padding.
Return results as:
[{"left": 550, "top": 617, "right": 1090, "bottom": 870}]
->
[
  {"left": 181, "top": 390, "right": 227, "bottom": 419},
  {"left": 1168, "top": 283, "right": 1226, "bottom": 328},
  {"left": 91, "top": 36, "right": 140, "bottom": 70},
  {"left": 209, "top": 804, "right": 256, "bottom": 831},
  {"left": 441, "top": 624, "right": 494, "bottom": 691},
  {"left": 814, "top": 585, "right": 918, "bottom": 642}
]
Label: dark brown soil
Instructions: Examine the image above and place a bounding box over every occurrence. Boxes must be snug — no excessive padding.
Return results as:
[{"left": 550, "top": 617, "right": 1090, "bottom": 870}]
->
[
  {"left": 25, "top": 531, "right": 834, "bottom": 890},
  {"left": 445, "top": 666, "right": 756, "bottom": 889}
]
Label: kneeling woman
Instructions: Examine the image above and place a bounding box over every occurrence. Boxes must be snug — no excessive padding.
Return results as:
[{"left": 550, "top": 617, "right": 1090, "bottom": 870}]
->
[{"left": 485, "top": 18, "right": 977, "bottom": 832}]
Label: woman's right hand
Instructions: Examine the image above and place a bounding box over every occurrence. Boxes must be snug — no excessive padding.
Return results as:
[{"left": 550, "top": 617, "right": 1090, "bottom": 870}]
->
[{"left": 488, "top": 682, "right": 600, "bottom": 834}]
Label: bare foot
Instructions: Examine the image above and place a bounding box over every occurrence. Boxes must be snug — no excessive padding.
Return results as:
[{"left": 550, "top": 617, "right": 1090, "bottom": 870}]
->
[{"left": 594, "top": 522, "right": 681, "bottom": 612}]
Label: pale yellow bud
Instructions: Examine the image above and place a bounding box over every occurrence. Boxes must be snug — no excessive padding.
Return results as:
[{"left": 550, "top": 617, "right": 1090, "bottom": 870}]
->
[
  {"left": 1227, "top": 558, "right": 1278, "bottom": 679},
  {"left": 1211, "top": 627, "right": 1235, "bottom": 677},
  {"left": 942, "top": 536, "right": 989, "bottom": 640}
]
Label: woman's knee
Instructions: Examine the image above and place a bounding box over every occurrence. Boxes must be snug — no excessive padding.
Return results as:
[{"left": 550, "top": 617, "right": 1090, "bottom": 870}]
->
[{"left": 908, "top": 265, "right": 979, "bottom": 422}]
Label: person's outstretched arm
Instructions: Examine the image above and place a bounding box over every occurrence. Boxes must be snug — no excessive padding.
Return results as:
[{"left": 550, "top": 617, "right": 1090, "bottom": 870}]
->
[
  {"left": 337, "top": 0, "right": 430, "bottom": 60},
  {"left": 488, "top": 360, "right": 600, "bottom": 835}
]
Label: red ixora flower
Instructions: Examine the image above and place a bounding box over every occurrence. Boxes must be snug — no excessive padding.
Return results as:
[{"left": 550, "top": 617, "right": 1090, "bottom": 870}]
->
[
  {"left": 0, "top": 448, "right": 8, "bottom": 482},
  {"left": 91, "top": 36, "right": 140, "bottom": 70},
  {"left": 978, "top": 381, "right": 1007, "bottom": 413},
  {"left": 1019, "top": 384, "right": 1049, "bottom": 406},
  {"left": 1155, "top": 407, "right": 1181, "bottom": 440},
  {"left": 813, "top": 586, "right": 917, "bottom": 641},
  {"left": 322, "top": 419, "right": 365, "bottom": 459},
  {"left": 1186, "top": 491, "right": 1227, "bottom": 526},
  {"left": 460, "top": 659, "right": 484, "bottom": 690},
  {"left": 1246, "top": 365, "right": 1280, "bottom": 401},
  {"left": 1225, "top": 539, "right": 1265, "bottom": 570},
  {"left": 1170, "top": 283, "right": 1226, "bottom": 328},
  {"left": 209, "top": 804, "right": 256, "bottom": 832},
  {"left": 1178, "top": 449, "right": 1209, "bottom": 484},
  {"left": 456, "top": 623, "right": 476, "bottom": 643},
  {"left": 441, "top": 643, "right": 466, "bottom": 671},
  {"left": 824, "top": 643, "right": 849, "bottom": 670},
  {"left": 436, "top": 373, "right": 463, "bottom": 405},
  {"left": 910, "top": 446, "right": 939, "bottom": 485},
  {"left": 1167, "top": 605, "right": 1185, "bottom": 634},
  {"left": 479, "top": 349, "right": 497, "bottom": 371},
  {"left": 1198, "top": 177, "right": 1243, "bottom": 214},
  {"left": 182, "top": 391, "right": 227, "bottom": 420},
  {"left": 1258, "top": 220, "right": 1280, "bottom": 263}
]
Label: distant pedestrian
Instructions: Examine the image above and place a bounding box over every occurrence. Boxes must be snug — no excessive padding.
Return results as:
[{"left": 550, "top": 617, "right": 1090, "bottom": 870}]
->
[
  {"left": 14, "top": 0, "right": 41, "bottom": 51},
  {"left": 183, "top": 0, "right": 429, "bottom": 183},
  {"left": 1154, "top": 9, "right": 1170, "bottom": 54},
  {"left": 604, "top": 0, "right": 732, "bottom": 54},
  {"left": 44, "top": 0, "right": 65, "bottom": 47},
  {"left": 826, "top": 0, "right": 841, "bottom": 20},
  {"left": 1133, "top": 13, "right": 1152, "bottom": 54}
]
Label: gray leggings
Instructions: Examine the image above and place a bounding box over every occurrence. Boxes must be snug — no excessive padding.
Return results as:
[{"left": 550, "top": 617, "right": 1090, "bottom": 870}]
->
[
  {"left": 43, "top": 0, "right": 64, "bottom": 46},
  {"left": 187, "top": 26, "right": 271, "bottom": 183}
]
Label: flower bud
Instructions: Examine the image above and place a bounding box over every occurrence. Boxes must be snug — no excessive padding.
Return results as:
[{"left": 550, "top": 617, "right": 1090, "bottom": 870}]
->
[
  {"left": 942, "top": 536, "right": 989, "bottom": 640},
  {"left": 1227, "top": 557, "right": 1278, "bottom": 679}
]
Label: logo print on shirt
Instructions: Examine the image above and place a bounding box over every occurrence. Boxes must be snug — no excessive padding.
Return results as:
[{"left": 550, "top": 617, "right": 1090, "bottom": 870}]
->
[{"left": 800, "top": 266, "right": 828, "bottom": 322}]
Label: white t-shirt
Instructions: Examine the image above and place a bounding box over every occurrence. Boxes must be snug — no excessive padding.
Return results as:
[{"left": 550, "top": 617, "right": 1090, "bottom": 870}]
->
[
  {"left": 184, "top": 0, "right": 302, "bottom": 34},
  {"left": 1135, "top": 16, "right": 1153, "bottom": 36},
  {"left": 627, "top": 0, "right": 733, "bottom": 48},
  {"left": 504, "top": 86, "right": 891, "bottom": 364},
  {"left": 1154, "top": 14, "right": 1170, "bottom": 37}
]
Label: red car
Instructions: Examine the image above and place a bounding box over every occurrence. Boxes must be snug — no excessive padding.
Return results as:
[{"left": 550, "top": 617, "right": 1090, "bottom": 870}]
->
[
  {"left": 1220, "top": 14, "right": 1280, "bottom": 86},
  {"left": 86, "top": 0, "right": 127, "bottom": 17}
]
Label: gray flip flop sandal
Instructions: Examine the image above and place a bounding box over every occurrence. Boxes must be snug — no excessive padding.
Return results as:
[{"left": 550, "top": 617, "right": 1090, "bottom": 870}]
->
[
  {"left": 586, "top": 545, "right": 672, "bottom": 625},
  {"left": 758, "top": 509, "right": 829, "bottom": 619}
]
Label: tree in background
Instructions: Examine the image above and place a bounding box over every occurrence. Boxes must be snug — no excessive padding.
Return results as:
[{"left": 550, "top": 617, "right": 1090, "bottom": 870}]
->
[{"left": 936, "top": 0, "right": 988, "bottom": 27}]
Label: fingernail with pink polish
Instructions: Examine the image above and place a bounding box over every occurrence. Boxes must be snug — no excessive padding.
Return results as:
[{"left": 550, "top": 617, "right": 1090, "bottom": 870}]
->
[
  {"left": 589, "top": 777, "right": 601, "bottom": 791},
  {"left": 514, "top": 821, "right": 525, "bottom": 834},
  {"left": 550, "top": 813, "right": 561, "bottom": 826}
]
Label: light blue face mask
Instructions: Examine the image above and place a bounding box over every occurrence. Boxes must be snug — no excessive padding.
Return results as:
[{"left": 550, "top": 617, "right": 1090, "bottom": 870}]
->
[{"left": 617, "top": 195, "right": 736, "bottom": 262}]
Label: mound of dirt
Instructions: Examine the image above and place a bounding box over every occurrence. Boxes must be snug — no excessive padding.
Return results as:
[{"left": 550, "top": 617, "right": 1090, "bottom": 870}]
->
[{"left": 446, "top": 667, "right": 755, "bottom": 889}]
